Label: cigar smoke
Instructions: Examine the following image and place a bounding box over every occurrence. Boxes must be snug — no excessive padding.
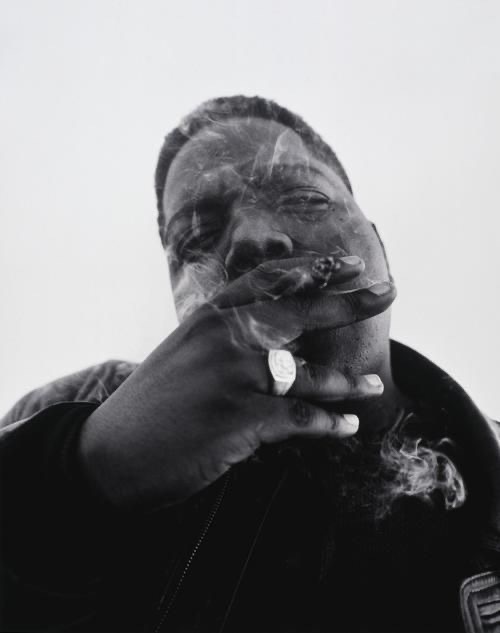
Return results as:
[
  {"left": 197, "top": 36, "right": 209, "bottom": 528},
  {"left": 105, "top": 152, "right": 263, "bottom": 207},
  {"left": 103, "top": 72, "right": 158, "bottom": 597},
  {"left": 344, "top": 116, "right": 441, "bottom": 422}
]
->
[
  {"left": 318, "top": 411, "right": 467, "bottom": 522},
  {"left": 170, "top": 252, "right": 301, "bottom": 350},
  {"left": 170, "top": 251, "right": 227, "bottom": 321},
  {"left": 374, "top": 411, "right": 467, "bottom": 518}
]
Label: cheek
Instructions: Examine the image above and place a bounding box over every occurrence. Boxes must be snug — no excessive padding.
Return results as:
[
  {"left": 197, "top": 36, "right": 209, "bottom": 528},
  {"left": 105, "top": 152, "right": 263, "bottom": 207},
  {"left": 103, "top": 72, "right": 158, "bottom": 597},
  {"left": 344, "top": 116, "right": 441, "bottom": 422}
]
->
[
  {"left": 331, "top": 218, "right": 389, "bottom": 283},
  {"left": 293, "top": 216, "right": 388, "bottom": 278},
  {"left": 352, "top": 230, "right": 390, "bottom": 282},
  {"left": 296, "top": 218, "right": 389, "bottom": 290}
]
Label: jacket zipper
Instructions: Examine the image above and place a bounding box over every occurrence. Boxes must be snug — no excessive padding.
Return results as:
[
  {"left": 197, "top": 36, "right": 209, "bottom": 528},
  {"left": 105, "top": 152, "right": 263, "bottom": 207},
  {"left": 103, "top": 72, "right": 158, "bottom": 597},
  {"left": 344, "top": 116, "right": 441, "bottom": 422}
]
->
[{"left": 152, "top": 473, "right": 230, "bottom": 633}]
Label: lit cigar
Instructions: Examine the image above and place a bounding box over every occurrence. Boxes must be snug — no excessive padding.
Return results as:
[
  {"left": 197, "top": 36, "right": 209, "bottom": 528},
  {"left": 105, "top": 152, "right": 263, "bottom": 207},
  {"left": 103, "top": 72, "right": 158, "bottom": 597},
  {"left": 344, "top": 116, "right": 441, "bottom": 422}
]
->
[{"left": 310, "top": 256, "right": 340, "bottom": 288}]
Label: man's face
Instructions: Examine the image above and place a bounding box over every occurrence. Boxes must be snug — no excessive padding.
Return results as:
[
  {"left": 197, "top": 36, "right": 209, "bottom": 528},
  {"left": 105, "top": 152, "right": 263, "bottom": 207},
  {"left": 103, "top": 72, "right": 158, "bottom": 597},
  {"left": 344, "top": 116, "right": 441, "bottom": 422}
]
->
[{"left": 162, "top": 117, "right": 392, "bottom": 372}]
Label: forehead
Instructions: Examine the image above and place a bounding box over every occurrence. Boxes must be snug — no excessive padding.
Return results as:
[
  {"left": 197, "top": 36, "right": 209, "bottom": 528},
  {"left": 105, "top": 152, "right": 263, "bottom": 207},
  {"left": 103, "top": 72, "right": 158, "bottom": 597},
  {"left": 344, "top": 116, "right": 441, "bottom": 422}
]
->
[{"left": 162, "top": 117, "right": 343, "bottom": 214}]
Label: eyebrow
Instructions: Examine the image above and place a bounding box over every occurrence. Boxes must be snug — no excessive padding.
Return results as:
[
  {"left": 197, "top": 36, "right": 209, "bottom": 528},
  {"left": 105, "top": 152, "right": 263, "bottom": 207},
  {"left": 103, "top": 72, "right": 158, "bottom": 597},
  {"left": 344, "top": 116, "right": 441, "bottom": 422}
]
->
[{"left": 231, "top": 159, "right": 331, "bottom": 182}]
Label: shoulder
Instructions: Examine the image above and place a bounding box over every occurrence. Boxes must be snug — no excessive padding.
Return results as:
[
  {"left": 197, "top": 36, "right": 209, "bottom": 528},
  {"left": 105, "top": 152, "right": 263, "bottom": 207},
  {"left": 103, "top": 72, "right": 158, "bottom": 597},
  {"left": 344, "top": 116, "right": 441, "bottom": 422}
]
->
[{"left": 1, "top": 359, "right": 138, "bottom": 428}]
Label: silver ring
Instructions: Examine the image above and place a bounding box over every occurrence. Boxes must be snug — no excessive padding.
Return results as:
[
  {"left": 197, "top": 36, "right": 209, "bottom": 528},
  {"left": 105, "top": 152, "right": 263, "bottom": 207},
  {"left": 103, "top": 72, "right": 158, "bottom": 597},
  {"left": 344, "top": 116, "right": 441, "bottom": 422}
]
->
[{"left": 268, "top": 349, "right": 297, "bottom": 396}]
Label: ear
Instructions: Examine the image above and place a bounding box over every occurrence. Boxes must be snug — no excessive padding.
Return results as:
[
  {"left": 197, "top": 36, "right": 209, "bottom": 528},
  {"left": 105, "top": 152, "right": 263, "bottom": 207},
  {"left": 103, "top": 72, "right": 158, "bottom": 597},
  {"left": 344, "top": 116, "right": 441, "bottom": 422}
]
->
[{"left": 370, "top": 222, "right": 393, "bottom": 282}]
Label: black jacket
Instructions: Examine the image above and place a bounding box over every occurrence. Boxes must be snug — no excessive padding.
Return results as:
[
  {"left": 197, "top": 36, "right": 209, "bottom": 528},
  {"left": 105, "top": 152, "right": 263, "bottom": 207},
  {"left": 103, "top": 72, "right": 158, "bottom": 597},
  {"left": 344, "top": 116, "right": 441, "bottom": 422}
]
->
[{"left": 1, "top": 342, "right": 499, "bottom": 633}]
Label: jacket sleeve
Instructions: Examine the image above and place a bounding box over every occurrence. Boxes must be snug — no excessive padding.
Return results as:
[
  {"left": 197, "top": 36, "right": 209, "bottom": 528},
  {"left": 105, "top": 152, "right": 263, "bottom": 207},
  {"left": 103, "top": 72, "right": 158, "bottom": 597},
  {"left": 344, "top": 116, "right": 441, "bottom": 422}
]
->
[
  {"left": 0, "top": 362, "right": 136, "bottom": 632},
  {"left": 0, "top": 401, "right": 126, "bottom": 631},
  {"left": 0, "top": 359, "right": 137, "bottom": 429}
]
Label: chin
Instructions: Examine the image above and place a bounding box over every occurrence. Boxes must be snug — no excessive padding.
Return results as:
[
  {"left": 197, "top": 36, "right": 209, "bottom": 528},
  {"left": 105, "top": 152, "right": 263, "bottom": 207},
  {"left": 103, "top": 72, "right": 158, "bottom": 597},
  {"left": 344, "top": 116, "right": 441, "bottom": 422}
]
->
[{"left": 293, "top": 313, "right": 390, "bottom": 375}]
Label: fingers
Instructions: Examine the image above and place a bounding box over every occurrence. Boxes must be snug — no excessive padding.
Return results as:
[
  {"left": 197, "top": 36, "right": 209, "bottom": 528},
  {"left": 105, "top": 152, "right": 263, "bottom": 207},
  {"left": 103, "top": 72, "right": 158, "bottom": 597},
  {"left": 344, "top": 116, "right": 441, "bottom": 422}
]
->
[
  {"left": 208, "top": 253, "right": 395, "bottom": 349},
  {"left": 212, "top": 254, "right": 365, "bottom": 309},
  {"left": 253, "top": 394, "right": 359, "bottom": 444},
  {"left": 252, "top": 349, "right": 383, "bottom": 402},
  {"left": 233, "top": 280, "right": 396, "bottom": 347},
  {"left": 288, "top": 361, "right": 384, "bottom": 401},
  {"left": 289, "top": 281, "right": 397, "bottom": 331}
]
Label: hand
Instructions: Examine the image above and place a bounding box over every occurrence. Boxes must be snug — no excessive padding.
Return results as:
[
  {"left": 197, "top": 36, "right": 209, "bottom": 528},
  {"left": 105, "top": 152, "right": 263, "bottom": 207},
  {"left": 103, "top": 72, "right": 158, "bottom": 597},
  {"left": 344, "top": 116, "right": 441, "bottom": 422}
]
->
[{"left": 77, "top": 255, "right": 396, "bottom": 512}]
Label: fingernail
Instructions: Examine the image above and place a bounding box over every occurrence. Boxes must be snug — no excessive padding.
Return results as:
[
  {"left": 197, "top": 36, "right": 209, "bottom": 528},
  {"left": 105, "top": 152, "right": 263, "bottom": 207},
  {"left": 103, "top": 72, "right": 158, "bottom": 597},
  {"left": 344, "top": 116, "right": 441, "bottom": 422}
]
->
[
  {"left": 368, "top": 281, "right": 393, "bottom": 296},
  {"left": 343, "top": 414, "right": 359, "bottom": 430},
  {"left": 364, "top": 374, "right": 383, "bottom": 389},
  {"left": 339, "top": 255, "right": 362, "bottom": 266}
]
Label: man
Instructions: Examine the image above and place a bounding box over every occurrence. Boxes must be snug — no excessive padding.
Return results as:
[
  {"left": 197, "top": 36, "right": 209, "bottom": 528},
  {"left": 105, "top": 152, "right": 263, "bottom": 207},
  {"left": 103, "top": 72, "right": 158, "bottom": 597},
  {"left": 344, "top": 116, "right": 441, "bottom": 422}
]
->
[{"left": 1, "top": 95, "right": 500, "bottom": 633}]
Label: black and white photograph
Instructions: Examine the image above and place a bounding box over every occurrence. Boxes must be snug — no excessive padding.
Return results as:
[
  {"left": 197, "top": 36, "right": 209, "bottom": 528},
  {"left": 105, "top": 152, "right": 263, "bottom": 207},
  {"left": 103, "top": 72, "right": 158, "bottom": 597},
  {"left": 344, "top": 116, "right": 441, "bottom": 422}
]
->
[{"left": 1, "top": 2, "right": 500, "bottom": 632}]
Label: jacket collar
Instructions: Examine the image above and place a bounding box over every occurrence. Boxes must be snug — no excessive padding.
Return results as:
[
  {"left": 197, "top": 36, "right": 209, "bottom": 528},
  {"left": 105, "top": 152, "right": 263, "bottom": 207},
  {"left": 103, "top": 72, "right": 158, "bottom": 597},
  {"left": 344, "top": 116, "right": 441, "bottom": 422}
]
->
[{"left": 391, "top": 339, "right": 491, "bottom": 428}]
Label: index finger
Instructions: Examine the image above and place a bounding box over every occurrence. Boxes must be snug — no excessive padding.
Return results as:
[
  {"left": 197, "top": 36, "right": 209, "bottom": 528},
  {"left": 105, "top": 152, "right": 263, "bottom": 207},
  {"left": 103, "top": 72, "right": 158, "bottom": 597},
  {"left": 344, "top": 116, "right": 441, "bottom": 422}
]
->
[
  {"left": 227, "top": 281, "right": 397, "bottom": 349},
  {"left": 213, "top": 255, "right": 365, "bottom": 309}
]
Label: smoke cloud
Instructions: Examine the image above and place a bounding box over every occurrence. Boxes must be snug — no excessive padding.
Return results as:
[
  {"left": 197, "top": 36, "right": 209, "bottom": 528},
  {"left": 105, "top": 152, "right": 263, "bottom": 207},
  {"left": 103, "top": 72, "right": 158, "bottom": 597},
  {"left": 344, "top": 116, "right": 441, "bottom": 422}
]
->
[
  {"left": 170, "top": 251, "right": 227, "bottom": 322},
  {"left": 376, "top": 411, "right": 466, "bottom": 518}
]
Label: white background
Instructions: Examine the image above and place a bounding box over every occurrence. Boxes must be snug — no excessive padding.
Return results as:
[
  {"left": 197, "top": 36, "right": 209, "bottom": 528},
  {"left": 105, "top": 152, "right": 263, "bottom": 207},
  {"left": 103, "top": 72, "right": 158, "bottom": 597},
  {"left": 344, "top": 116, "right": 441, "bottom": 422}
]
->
[{"left": 1, "top": 0, "right": 499, "bottom": 418}]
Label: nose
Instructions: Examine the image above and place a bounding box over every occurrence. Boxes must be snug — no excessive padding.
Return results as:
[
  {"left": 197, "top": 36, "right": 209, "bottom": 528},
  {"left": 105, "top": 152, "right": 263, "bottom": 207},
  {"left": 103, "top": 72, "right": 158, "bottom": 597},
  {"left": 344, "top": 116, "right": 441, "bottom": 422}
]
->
[{"left": 225, "top": 216, "right": 293, "bottom": 277}]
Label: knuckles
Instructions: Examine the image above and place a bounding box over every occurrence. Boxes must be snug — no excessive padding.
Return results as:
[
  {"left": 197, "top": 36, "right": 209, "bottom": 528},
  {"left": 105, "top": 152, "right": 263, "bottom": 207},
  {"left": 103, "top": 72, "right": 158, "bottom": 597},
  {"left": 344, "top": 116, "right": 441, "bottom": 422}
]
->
[
  {"left": 344, "top": 372, "right": 359, "bottom": 394},
  {"left": 337, "top": 292, "right": 360, "bottom": 324},
  {"left": 329, "top": 415, "right": 339, "bottom": 432},
  {"left": 289, "top": 399, "right": 314, "bottom": 428},
  {"left": 304, "top": 361, "right": 322, "bottom": 386}
]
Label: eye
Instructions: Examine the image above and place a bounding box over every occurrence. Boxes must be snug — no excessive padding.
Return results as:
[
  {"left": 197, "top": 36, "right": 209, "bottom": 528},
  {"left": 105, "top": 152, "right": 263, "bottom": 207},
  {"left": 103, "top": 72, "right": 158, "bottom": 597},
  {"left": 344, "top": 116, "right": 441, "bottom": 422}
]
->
[
  {"left": 173, "top": 200, "right": 227, "bottom": 261},
  {"left": 176, "top": 224, "right": 218, "bottom": 257},
  {"left": 280, "top": 187, "right": 331, "bottom": 206},
  {"left": 277, "top": 187, "right": 331, "bottom": 221}
]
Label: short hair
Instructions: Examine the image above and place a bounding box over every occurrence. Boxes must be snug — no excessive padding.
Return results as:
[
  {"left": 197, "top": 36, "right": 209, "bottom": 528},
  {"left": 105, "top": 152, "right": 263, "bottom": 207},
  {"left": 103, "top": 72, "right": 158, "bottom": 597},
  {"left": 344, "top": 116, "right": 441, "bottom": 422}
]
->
[{"left": 155, "top": 95, "right": 353, "bottom": 247}]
